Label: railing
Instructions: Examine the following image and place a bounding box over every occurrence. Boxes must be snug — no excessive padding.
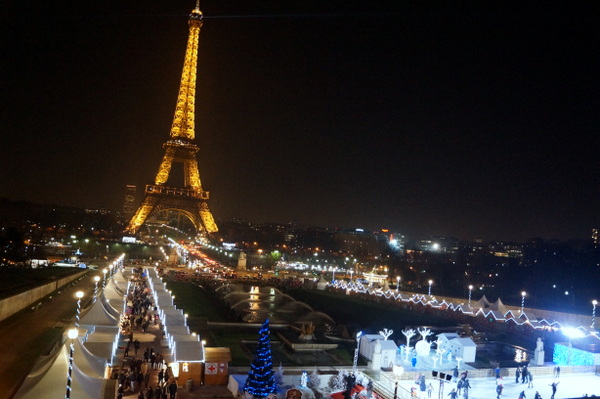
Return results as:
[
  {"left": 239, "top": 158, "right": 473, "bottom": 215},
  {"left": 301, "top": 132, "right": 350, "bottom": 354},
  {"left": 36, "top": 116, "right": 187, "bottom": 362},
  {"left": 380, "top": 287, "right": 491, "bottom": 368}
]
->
[{"left": 145, "top": 184, "right": 209, "bottom": 199}]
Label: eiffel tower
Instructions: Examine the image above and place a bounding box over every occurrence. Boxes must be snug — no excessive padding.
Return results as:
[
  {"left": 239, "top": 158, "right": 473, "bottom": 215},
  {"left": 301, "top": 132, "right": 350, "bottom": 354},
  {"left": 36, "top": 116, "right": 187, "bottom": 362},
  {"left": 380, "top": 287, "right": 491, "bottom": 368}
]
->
[{"left": 126, "top": 2, "right": 218, "bottom": 236}]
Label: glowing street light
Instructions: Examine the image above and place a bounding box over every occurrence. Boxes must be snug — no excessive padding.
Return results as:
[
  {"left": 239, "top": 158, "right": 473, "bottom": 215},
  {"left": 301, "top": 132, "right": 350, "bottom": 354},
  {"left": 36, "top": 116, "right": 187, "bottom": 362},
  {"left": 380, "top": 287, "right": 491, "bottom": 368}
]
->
[
  {"left": 468, "top": 285, "right": 473, "bottom": 308},
  {"left": 592, "top": 300, "right": 598, "bottom": 329},
  {"left": 353, "top": 331, "right": 363, "bottom": 374},
  {"left": 74, "top": 291, "right": 84, "bottom": 327},
  {"left": 65, "top": 327, "right": 78, "bottom": 399},
  {"left": 93, "top": 276, "right": 100, "bottom": 303},
  {"left": 521, "top": 291, "right": 526, "bottom": 314},
  {"left": 396, "top": 276, "right": 401, "bottom": 292},
  {"left": 102, "top": 268, "right": 108, "bottom": 289},
  {"left": 428, "top": 280, "right": 433, "bottom": 296}
]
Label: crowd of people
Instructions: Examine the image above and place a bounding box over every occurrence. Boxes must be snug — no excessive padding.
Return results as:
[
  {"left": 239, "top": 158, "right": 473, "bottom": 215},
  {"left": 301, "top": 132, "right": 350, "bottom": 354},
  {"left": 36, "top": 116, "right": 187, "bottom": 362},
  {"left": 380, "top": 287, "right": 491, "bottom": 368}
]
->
[{"left": 115, "top": 267, "right": 179, "bottom": 399}]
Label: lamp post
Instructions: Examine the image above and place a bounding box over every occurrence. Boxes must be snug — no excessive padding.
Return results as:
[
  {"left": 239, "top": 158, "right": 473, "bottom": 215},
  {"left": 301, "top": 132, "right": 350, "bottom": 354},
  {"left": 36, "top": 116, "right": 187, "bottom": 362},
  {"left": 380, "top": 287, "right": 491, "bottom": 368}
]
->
[
  {"left": 350, "top": 269, "right": 354, "bottom": 282},
  {"left": 397, "top": 276, "right": 401, "bottom": 293},
  {"left": 102, "top": 268, "right": 108, "bottom": 289},
  {"left": 353, "top": 331, "right": 363, "bottom": 374},
  {"left": 93, "top": 276, "right": 100, "bottom": 303},
  {"left": 428, "top": 280, "right": 433, "bottom": 296},
  {"left": 74, "top": 291, "right": 84, "bottom": 328},
  {"left": 592, "top": 300, "right": 598, "bottom": 329},
  {"left": 521, "top": 291, "right": 526, "bottom": 314},
  {"left": 65, "top": 327, "right": 78, "bottom": 399},
  {"left": 468, "top": 285, "right": 473, "bottom": 308},
  {"left": 392, "top": 365, "right": 404, "bottom": 399}
]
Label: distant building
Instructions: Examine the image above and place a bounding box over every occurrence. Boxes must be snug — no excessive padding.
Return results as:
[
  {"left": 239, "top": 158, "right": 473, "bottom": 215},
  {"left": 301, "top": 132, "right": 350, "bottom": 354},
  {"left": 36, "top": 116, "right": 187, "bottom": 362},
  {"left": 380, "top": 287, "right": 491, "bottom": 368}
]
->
[{"left": 123, "top": 185, "right": 137, "bottom": 220}]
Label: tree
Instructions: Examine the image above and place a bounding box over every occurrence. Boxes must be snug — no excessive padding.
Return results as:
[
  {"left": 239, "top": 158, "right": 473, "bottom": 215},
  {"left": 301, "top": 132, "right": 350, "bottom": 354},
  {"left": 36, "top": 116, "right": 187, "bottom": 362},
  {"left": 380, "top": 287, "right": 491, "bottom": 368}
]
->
[{"left": 244, "top": 319, "right": 277, "bottom": 398}]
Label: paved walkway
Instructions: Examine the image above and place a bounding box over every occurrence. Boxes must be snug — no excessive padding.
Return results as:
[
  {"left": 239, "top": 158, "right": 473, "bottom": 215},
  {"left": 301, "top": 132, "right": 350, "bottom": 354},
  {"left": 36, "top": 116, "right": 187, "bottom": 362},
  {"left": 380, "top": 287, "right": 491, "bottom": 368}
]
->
[{"left": 394, "top": 372, "right": 600, "bottom": 399}]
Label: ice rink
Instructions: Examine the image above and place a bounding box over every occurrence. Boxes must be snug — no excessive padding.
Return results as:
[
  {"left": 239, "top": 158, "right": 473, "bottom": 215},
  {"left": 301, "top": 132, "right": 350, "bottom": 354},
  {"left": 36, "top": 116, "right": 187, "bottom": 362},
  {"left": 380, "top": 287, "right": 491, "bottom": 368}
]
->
[{"left": 396, "top": 372, "right": 600, "bottom": 399}]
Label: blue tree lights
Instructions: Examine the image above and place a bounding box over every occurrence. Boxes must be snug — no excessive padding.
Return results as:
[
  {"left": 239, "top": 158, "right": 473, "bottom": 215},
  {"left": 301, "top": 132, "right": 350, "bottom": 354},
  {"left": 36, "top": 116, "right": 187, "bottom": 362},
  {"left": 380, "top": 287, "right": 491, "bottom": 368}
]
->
[{"left": 244, "top": 319, "right": 277, "bottom": 397}]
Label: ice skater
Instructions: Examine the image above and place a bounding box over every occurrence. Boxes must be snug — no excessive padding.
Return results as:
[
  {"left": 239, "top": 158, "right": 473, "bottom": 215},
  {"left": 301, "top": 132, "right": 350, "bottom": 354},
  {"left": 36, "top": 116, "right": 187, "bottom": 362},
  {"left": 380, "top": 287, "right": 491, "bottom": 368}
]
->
[{"left": 550, "top": 381, "right": 559, "bottom": 399}]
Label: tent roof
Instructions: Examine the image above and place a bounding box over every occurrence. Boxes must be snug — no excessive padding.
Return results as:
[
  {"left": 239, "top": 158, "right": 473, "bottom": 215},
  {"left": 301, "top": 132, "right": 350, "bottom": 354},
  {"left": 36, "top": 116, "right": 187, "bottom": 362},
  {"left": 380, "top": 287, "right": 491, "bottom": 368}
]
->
[
  {"left": 476, "top": 295, "right": 491, "bottom": 308},
  {"left": 204, "top": 347, "right": 232, "bottom": 362},
  {"left": 490, "top": 298, "right": 509, "bottom": 314},
  {"left": 14, "top": 342, "right": 106, "bottom": 399},
  {"left": 450, "top": 337, "right": 477, "bottom": 347},
  {"left": 173, "top": 341, "right": 204, "bottom": 362},
  {"left": 79, "top": 297, "right": 119, "bottom": 327},
  {"left": 74, "top": 337, "right": 107, "bottom": 378}
]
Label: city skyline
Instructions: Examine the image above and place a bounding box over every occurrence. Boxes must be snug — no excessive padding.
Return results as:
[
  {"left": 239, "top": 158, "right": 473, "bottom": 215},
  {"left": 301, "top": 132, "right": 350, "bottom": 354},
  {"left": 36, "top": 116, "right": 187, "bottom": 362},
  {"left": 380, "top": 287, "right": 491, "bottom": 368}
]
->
[{"left": 1, "top": 1, "right": 598, "bottom": 242}]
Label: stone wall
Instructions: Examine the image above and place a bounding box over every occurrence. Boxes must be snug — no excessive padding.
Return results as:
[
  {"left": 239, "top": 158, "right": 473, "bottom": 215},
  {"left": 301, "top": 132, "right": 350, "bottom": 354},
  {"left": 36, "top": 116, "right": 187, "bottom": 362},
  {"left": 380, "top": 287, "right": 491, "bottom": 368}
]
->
[{"left": 0, "top": 270, "right": 88, "bottom": 322}]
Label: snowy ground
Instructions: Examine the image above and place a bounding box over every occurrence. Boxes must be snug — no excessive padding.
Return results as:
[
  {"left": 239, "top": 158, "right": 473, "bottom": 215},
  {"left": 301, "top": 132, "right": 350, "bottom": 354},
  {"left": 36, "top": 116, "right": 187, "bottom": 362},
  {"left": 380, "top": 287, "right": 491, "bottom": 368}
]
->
[{"left": 394, "top": 372, "right": 600, "bottom": 399}]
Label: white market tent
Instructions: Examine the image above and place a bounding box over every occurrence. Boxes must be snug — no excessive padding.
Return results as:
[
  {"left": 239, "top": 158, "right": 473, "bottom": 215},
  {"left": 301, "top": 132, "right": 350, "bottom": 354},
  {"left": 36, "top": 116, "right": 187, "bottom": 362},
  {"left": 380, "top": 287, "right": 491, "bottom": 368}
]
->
[
  {"left": 14, "top": 338, "right": 106, "bottom": 399},
  {"left": 79, "top": 296, "right": 119, "bottom": 328}
]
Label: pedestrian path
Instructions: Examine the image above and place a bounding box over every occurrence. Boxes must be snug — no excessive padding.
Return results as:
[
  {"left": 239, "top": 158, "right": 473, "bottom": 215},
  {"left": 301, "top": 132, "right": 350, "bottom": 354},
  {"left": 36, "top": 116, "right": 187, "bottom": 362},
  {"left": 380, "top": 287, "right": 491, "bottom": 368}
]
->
[{"left": 395, "top": 372, "right": 600, "bottom": 399}]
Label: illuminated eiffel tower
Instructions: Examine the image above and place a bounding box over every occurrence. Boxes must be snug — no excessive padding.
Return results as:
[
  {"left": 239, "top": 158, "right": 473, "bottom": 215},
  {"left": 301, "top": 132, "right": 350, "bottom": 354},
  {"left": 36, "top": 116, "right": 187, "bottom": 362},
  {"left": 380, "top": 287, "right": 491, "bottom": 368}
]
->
[{"left": 126, "top": 2, "right": 218, "bottom": 235}]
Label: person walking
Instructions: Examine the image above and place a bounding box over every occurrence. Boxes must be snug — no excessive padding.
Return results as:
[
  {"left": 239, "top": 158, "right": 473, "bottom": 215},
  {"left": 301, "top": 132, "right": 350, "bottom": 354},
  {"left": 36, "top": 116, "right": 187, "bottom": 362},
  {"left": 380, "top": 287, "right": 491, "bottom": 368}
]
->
[
  {"left": 519, "top": 390, "right": 526, "bottom": 399},
  {"left": 555, "top": 366, "right": 561, "bottom": 378},
  {"left": 515, "top": 367, "right": 521, "bottom": 384},
  {"left": 521, "top": 366, "right": 528, "bottom": 384},
  {"left": 448, "top": 388, "right": 458, "bottom": 399},
  {"left": 168, "top": 380, "right": 178, "bottom": 399},
  {"left": 427, "top": 383, "right": 434, "bottom": 398},
  {"left": 550, "top": 381, "right": 559, "bottom": 399}
]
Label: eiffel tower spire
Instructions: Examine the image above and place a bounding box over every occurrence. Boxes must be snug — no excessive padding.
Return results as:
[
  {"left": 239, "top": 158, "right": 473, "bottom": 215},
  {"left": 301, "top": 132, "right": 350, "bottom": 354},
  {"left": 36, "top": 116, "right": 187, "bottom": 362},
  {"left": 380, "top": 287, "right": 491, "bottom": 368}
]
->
[{"left": 126, "top": 4, "right": 218, "bottom": 235}]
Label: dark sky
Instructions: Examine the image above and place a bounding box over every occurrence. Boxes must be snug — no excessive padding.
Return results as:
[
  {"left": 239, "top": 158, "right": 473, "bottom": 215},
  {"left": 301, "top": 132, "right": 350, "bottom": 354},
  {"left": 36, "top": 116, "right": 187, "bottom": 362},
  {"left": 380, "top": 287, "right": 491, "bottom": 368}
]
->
[{"left": 1, "top": 1, "right": 599, "bottom": 242}]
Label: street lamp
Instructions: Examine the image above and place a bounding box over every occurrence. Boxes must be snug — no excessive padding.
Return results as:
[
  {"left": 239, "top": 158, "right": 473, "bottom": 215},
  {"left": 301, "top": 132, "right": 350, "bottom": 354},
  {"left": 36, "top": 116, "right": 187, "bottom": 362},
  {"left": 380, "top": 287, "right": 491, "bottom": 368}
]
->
[
  {"left": 468, "top": 285, "right": 473, "bottom": 308},
  {"left": 349, "top": 269, "right": 354, "bottom": 282},
  {"left": 75, "top": 291, "right": 84, "bottom": 328},
  {"left": 428, "top": 280, "right": 433, "bottom": 296},
  {"left": 93, "top": 276, "right": 100, "bottom": 303},
  {"left": 102, "top": 268, "right": 108, "bottom": 289},
  {"left": 592, "top": 300, "right": 598, "bottom": 329},
  {"left": 353, "top": 331, "right": 363, "bottom": 374},
  {"left": 65, "top": 327, "right": 78, "bottom": 399},
  {"left": 397, "top": 276, "right": 401, "bottom": 293},
  {"left": 392, "top": 365, "right": 404, "bottom": 399},
  {"left": 521, "top": 291, "right": 526, "bottom": 314}
]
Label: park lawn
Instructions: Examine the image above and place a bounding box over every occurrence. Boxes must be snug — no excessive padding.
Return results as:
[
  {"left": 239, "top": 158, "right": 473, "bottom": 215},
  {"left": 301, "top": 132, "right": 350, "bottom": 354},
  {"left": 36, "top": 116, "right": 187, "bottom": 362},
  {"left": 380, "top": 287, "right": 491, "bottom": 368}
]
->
[
  {"left": 166, "top": 281, "right": 229, "bottom": 321},
  {"left": 288, "top": 289, "right": 457, "bottom": 333}
]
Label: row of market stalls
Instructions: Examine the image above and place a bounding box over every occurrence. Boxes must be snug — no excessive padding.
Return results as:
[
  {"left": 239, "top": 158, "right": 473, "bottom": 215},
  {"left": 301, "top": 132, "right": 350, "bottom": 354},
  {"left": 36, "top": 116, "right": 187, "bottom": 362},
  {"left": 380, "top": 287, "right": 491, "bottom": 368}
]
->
[
  {"left": 330, "top": 279, "right": 580, "bottom": 332},
  {"left": 14, "top": 256, "right": 128, "bottom": 398},
  {"left": 146, "top": 267, "right": 231, "bottom": 386},
  {"left": 16, "top": 261, "right": 234, "bottom": 398}
]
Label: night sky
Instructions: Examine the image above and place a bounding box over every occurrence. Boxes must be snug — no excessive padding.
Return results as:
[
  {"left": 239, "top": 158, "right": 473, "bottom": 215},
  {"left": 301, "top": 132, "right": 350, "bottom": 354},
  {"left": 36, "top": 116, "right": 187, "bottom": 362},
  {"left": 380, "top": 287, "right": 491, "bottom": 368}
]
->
[{"left": 1, "top": 1, "right": 599, "bottom": 242}]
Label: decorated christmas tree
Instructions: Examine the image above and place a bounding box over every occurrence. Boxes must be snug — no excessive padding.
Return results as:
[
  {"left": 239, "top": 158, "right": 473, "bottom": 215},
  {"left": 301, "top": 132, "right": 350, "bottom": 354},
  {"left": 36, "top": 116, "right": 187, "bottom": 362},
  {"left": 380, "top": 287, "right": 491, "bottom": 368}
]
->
[{"left": 244, "top": 319, "right": 277, "bottom": 397}]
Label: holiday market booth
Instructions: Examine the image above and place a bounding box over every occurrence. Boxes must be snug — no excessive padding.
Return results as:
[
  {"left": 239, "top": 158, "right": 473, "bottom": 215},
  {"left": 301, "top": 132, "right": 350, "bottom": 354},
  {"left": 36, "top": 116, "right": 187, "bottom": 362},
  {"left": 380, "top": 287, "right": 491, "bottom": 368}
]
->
[{"left": 204, "top": 347, "right": 232, "bottom": 385}]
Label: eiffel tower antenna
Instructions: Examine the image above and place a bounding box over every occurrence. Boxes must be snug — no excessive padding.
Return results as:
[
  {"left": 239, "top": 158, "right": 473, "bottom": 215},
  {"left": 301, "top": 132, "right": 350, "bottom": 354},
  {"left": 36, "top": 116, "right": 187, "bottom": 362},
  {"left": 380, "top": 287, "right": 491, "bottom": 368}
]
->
[{"left": 126, "top": 3, "right": 217, "bottom": 236}]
